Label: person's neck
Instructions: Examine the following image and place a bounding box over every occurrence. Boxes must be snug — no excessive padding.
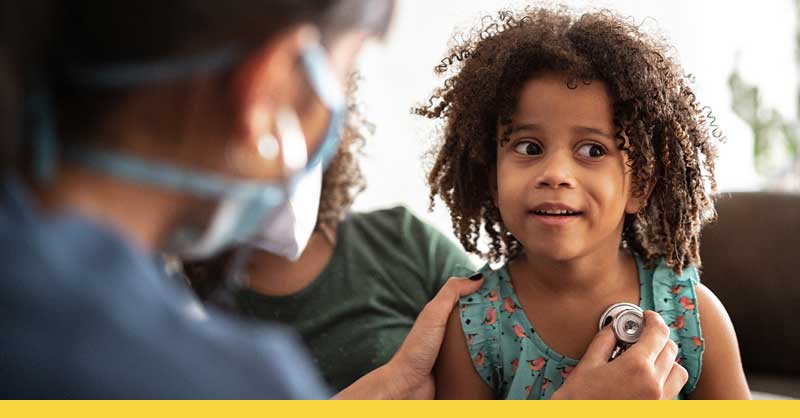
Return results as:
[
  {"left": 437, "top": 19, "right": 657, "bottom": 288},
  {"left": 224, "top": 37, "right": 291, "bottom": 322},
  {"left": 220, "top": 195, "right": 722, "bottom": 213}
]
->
[
  {"left": 245, "top": 230, "right": 336, "bottom": 297},
  {"left": 512, "top": 242, "right": 635, "bottom": 300},
  {"left": 32, "top": 162, "right": 192, "bottom": 253}
]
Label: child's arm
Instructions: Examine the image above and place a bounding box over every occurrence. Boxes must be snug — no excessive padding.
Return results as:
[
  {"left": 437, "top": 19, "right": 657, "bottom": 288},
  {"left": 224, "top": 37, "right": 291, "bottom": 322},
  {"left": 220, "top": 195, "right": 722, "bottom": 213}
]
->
[
  {"left": 687, "top": 283, "right": 751, "bottom": 399},
  {"left": 434, "top": 307, "right": 494, "bottom": 399}
]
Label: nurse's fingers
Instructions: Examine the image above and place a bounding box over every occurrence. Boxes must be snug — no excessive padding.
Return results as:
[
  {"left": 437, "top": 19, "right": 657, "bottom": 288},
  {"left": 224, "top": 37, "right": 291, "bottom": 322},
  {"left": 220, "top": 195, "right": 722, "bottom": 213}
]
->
[
  {"left": 411, "top": 276, "right": 485, "bottom": 339},
  {"left": 393, "top": 276, "right": 484, "bottom": 377},
  {"left": 625, "top": 310, "right": 671, "bottom": 363},
  {"left": 653, "top": 338, "right": 680, "bottom": 382},
  {"left": 661, "top": 362, "right": 689, "bottom": 399},
  {"left": 577, "top": 324, "right": 617, "bottom": 367}
]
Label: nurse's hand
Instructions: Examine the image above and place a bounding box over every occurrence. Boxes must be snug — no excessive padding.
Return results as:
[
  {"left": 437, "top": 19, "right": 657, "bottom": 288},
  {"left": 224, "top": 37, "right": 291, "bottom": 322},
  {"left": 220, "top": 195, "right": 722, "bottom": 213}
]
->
[
  {"left": 333, "top": 276, "right": 484, "bottom": 400},
  {"left": 551, "top": 310, "right": 689, "bottom": 400}
]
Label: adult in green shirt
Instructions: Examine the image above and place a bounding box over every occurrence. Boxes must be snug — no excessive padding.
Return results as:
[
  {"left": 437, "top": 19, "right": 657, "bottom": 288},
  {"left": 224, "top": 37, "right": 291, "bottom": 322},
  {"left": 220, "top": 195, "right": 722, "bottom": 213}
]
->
[{"left": 240, "top": 207, "right": 474, "bottom": 391}]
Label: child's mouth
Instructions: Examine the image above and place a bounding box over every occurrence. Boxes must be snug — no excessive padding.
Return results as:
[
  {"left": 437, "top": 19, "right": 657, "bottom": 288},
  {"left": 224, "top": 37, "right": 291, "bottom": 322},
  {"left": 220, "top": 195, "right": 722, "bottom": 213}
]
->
[
  {"left": 531, "top": 209, "right": 582, "bottom": 216},
  {"left": 529, "top": 208, "right": 583, "bottom": 226}
]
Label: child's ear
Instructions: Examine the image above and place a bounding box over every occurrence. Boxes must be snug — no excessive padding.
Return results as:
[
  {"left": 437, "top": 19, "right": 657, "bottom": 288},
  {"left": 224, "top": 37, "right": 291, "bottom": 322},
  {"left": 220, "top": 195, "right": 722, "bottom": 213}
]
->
[{"left": 625, "top": 178, "right": 655, "bottom": 214}]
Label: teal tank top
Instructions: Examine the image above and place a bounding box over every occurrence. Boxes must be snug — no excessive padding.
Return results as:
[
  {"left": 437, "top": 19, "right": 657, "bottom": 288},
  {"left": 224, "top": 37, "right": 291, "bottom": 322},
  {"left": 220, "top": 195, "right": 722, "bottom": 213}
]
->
[{"left": 458, "top": 255, "right": 704, "bottom": 399}]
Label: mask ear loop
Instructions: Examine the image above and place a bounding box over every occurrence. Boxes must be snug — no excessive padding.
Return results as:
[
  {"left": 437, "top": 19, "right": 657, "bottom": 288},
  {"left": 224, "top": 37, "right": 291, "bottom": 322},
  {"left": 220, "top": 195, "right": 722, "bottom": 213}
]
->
[
  {"left": 28, "top": 46, "right": 241, "bottom": 187},
  {"left": 298, "top": 43, "right": 346, "bottom": 169}
]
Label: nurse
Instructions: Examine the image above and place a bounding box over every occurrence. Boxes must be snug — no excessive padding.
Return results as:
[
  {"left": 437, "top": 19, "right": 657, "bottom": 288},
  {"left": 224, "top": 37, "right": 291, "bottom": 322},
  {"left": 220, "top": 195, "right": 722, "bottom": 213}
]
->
[
  {"left": 0, "top": 0, "right": 686, "bottom": 399},
  {"left": 0, "top": 0, "right": 417, "bottom": 398}
]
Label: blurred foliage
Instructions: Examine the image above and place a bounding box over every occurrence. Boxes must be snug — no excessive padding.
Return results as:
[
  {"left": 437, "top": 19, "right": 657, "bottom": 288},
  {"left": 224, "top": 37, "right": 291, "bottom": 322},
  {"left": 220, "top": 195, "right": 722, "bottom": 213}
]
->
[
  {"left": 728, "top": 0, "right": 800, "bottom": 184},
  {"left": 728, "top": 72, "right": 798, "bottom": 173}
]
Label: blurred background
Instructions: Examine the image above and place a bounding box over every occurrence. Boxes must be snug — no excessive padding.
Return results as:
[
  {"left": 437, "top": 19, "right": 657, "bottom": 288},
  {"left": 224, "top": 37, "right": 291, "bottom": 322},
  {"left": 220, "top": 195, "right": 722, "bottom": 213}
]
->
[{"left": 349, "top": 0, "right": 800, "bottom": 399}]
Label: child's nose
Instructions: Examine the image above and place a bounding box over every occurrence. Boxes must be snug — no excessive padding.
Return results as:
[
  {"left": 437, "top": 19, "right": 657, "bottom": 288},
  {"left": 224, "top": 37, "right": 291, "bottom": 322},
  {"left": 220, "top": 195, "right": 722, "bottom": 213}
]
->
[{"left": 535, "top": 152, "right": 576, "bottom": 189}]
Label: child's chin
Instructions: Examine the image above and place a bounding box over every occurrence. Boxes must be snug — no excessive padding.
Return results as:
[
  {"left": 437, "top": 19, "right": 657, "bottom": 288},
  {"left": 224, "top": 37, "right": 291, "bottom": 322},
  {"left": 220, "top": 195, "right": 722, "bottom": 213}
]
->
[{"left": 524, "top": 242, "right": 584, "bottom": 262}]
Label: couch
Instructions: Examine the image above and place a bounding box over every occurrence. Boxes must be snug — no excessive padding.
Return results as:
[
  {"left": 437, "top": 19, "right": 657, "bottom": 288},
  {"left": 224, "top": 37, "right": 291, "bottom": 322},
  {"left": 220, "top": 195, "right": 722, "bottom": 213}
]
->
[{"left": 700, "top": 192, "right": 800, "bottom": 398}]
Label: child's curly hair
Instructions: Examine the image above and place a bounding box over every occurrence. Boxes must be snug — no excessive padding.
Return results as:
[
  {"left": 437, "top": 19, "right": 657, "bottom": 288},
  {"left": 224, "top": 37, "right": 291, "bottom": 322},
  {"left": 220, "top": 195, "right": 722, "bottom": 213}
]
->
[
  {"left": 315, "top": 72, "right": 370, "bottom": 241},
  {"left": 415, "top": 6, "right": 721, "bottom": 274}
]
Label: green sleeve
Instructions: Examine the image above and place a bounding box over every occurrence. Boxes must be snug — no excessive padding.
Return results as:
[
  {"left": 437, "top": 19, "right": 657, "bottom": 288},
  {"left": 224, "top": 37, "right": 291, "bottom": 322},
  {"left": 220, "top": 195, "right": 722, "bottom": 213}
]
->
[{"left": 392, "top": 207, "right": 477, "bottom": 297}]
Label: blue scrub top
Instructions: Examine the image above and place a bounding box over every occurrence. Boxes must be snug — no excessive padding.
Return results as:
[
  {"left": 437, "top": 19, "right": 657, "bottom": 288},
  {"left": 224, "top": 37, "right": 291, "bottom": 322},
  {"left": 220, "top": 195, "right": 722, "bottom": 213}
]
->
[{"left": 0, "top": 178, "right": 330, "bottom": 399}]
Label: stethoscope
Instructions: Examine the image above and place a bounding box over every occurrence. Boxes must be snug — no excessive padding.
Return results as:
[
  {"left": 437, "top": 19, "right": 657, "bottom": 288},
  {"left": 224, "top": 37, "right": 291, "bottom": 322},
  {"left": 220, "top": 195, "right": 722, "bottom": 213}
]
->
[{"left": 598, "top": 302, "right": 644, "bottom": 361}]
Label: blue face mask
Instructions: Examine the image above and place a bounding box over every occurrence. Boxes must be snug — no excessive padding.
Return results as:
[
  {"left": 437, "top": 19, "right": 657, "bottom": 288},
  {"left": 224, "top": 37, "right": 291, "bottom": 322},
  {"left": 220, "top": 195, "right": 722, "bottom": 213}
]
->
[{"left": 27, "top": 43, "right": 345, "bottom": 259}]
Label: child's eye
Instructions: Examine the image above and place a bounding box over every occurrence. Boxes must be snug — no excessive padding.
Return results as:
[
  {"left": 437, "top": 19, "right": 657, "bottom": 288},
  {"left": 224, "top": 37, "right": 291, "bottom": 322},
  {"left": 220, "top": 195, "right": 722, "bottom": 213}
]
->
[
  {"left": 513, "top": 141, "right": 543, "bottom": 156},
  {"left": 577, "top": 143, "right": 606, "bottom": 159}
]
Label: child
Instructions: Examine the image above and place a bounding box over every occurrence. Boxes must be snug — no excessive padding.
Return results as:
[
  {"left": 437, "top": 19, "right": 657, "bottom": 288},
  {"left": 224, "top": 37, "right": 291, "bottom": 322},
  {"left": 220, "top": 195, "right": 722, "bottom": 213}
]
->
[{"left": 417, "top": 7, "right": 750, "bottom": 399}]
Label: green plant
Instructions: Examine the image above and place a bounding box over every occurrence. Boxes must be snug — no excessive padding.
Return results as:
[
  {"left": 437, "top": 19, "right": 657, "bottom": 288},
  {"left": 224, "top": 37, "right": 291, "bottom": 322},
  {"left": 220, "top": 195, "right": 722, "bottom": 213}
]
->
[{"left": 728, "top": 0, "right": 800, "bottom": 177}]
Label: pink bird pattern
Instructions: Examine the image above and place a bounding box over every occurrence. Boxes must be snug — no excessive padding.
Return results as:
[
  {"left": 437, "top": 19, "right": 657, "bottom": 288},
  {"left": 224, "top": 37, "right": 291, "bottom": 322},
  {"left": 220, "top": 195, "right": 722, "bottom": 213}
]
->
[{"left": 462, "top": 264, "right": 703, "bottom": 399}]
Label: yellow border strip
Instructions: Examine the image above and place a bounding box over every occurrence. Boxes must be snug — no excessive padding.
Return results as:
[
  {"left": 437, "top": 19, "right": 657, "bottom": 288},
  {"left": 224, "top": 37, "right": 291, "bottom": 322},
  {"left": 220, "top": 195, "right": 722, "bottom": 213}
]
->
[{"left": 2, "top": 400, "right": 799, "bottom": 418}]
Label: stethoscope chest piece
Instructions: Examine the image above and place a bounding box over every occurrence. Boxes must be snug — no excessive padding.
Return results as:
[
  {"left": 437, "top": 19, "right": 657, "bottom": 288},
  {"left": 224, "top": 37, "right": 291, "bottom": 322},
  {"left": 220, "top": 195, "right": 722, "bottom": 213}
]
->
[{"left": 598, "top": 302, "right": 644, "bottom": 360}]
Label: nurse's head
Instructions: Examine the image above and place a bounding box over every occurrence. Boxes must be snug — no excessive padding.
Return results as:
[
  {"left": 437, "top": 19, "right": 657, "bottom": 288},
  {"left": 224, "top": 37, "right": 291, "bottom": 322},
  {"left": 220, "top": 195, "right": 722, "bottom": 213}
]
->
[{"left": 0, "top": 0, "right": 394, "bottom": 257}]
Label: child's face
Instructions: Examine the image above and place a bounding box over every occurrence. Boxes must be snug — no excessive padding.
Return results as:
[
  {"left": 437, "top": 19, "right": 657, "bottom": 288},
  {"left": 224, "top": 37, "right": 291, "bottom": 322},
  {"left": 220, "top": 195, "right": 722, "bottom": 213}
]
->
[{"left": 495, "top": 73, "right": 642, "bottom": 262}]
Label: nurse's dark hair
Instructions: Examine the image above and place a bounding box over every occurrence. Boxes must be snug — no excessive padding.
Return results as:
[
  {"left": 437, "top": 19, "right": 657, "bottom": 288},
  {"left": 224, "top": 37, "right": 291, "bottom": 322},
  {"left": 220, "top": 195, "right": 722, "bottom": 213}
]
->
[
  {"left": 0, "top": 0, "right": 394, "bottom": 172},
  {"left": 416, "top": 7, "right": 720, "bottom": 274}
]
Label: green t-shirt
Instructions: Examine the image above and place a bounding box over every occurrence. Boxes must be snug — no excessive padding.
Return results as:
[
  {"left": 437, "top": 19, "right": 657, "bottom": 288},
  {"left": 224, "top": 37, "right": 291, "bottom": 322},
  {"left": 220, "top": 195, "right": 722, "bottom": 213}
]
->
[{"left": 232, "top": 206, "right": 475, "bottom": 392}]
